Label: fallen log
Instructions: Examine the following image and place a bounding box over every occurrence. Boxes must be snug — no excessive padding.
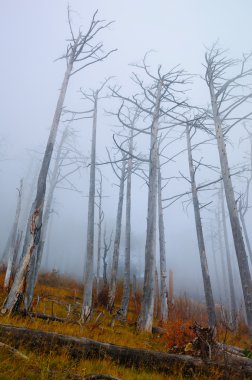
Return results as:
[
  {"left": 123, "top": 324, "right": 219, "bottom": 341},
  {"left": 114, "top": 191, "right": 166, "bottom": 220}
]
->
[
  {"left": 0, "top": 323, "right": 251, "bottom": 377},
  {"left": 83, "top": 376, "right": 121, "bottom": 380}
]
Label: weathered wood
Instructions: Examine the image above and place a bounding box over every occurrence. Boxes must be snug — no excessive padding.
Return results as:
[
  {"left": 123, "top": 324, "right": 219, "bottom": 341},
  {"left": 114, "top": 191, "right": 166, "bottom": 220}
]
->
[
  {"left": 0, "top": 323, "right": 251, "bottom": 376},
  {"left": 120, "top": 128, "right": 134, "bottom": 319},
  {"left": 83, "top": 92, "right": 98, "bottom": 319},
  {"left": 205, "top": 48, "right": 252, "bottom": 334},
  {"left": 108, "top": 158, "right": 126, "bottom": 310},
  {"left": 220, "top": 185, "right": 237, "bottom": 327},
  {"left": 157, "top": 153, "right": 168, "bottom": 321},
  {"left": 83, "top": 376, "right": 121, "bottom": 380},
  {"left": 185, "top": 123, "right": 216, "bottom": 328},
  {"left": 25, "top": 128, "right": 69, "bottom": 311},
  {"left": 137, "top": 80, "right": 162, "bottom": 332}
]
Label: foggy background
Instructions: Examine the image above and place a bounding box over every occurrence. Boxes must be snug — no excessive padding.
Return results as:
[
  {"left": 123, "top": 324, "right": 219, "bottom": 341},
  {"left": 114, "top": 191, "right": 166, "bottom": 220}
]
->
[{"left": 0, "top": 0, "right": 251, "bottom": 302}]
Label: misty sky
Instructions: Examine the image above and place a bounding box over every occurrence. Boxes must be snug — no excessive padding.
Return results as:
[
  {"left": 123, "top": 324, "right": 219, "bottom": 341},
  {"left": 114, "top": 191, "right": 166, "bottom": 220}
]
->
[{"left": 0, "top": 1, "right": 252, "bottom": 300}]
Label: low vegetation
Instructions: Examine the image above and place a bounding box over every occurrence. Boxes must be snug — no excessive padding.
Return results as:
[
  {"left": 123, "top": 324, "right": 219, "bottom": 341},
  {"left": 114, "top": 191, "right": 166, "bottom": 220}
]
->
[{"left": 0, "top": 270, "right": 251, "bottom": 379}]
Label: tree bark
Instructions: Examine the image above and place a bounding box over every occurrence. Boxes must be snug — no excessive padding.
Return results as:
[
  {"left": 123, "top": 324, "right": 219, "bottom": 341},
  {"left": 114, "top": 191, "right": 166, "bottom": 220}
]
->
[
  {"left": 120, "top": 130, "right": 133, "bottom": 319},
  {"left": 24, "top": 129, "right": 69, "bottom": 311},
  {"left": 217, "top": 197, "right": 229, "bottom": 306},
  {"left": 185, "top": 124, "right": 217, "bottom": 328},
  {"left": 82, "top": 93, "right": 98, "bottom": 319},
  {"left": 1, "top": 54, "right": 75, "bottom": 314},
  {"left": 209, "top": 80, "right": 252, "bottom": 334},
  {"left": 239, "top": 204, "right": 252, "bottom": 265},
  {"left": 96, "top": 177, "right": 103, "bottom": 298},
  {"left": 108, "top": 159, "right": 126, "bottom": 310},
  {"left": 157, "top": 155, "right": 168, "bottom": 321},
  {"left": 220, "top": 185, "right": 237, "bottom": 327},
  {"left": 137, "top": 80, "right": 162, "bottom": 331}
]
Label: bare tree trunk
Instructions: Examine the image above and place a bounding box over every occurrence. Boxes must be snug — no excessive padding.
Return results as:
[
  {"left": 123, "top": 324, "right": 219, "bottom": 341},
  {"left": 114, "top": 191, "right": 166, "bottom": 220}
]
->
[
  {"left": 220, "top": 185, "right": 237, "bottom": 327},
  {"left": 24, "top": 129, "right": 69, "bottom": 311},
  {"left": 157, "top": 155, "right": 168, "bottom": 321},
  {"left": 239, "top": 203, "right": 252, "bottom": 265},
  {"left": 82, "top": 92, "right": 98, "bottom": 319},
  {"left": 120, "top": 131, "right": 133, "bottom": 319},
  {"left": 108, "top": 159, "right": 126, "bottom": 310},
  {"left": 137, "top": 80, "right": 162, "bottom": 331},
  {"left": 217, "top": 199, "right": 229, "bottom": 306},
  {"left": 1, "top": 54, "right": 75, "bottom": 314},
  {"left": 186, "top": 124, "right": 216, "bottom": 328},
  {"left": 209, "top": 82, "right": 252, "bottom": 333},
  {"left": 96, "top": 176, "right": 103, "bottom": 298},
  {"left": 4, "top": 179, "right": 23, "bottom": 289},
  {"left": 154, "top": 267, "right": 160, "bottom": 319}
]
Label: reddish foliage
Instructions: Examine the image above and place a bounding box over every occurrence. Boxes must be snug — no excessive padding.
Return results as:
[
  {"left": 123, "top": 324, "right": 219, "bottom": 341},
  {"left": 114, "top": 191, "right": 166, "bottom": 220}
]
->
[{"left": 163, "top": 319, "right": 196, "bottom": 350}]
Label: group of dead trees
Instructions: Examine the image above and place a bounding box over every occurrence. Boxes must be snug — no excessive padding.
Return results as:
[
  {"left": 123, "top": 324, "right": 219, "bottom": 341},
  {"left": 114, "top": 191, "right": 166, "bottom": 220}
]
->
[{"left": 1, "top": 8, "right": 252, "bottom": 339}]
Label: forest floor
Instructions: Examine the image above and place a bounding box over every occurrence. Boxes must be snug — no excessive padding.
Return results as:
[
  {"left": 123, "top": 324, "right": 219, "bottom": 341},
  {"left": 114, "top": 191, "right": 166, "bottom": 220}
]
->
[{"left": 0, "top": 270, "right": 251, "bottom": 379}]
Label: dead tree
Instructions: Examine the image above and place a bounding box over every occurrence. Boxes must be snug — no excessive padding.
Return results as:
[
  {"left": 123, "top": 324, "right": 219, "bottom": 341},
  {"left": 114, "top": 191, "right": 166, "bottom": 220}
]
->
[
  {"left": 110, "top": 56, "right": 188, "bottom": 331},
  {"left": 204, "top": 45, "right": 252, "bottom": 334},
  {"left": 185, "top": 122, "right": 217, "bottom": 328},
  {"left": 1, "top": 9, "right": 116, "bottom": 314},
  {"left": 108, "top": 155, "right": 127, "bottom": 310},
  {"left": 157, "top": 152, "right": 168, "bottom": 321},
  {"left": 238, "top": 126, "right": 252, "bottom": 264},
  {"left": 216, "top": 197, "right": 229, "bottom": 306},
  {"left": 24, "top": 127, "right": 83, "bottom": 310},
  {"left": 96, "top": 174, "right": 104, "bottom": 297},
  {"left": 82, "top": 91, "right": 98, "bottom": 319},
  {"left": 220, "top": 184, "right": 237, "bottom": 327},
  {"left": 77, "top": 81, "right": 111, "bottom": 319},
  {"left": 4, "top": 179, "right": 23, "bottom": 289},
  {"left": 120, "top": 129, "right": 134, "bottom": 319}
]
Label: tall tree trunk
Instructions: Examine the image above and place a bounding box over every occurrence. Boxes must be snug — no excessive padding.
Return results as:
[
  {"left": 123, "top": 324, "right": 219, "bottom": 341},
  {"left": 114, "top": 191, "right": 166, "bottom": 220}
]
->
[
  {"left": 120, "top": 130, "right": 133, "bottom": 319},
  {"left": 217, "top": 199, "right": 229, "bottom": 306},
  {"left": 239, "top": 204, "right": 252, "bottom": 265},
  {"left": 185, "top": 124, "right": 217, "bottom": 328},
  {"left": 209, "top": 81, "right": 252, "bottom": 334},
  {"left": 1, "top": 53, "right": 75, "bottom": 314},
  {"left": 4, "top": 179, "right": 23, "bottom": 289},
  {"left": 154, "top": 267, "right": 160, "bottom": 319},
  {"left": 82, "top": 92, "right": 98, "bottom": 319},
  {"left": 157, "top": 155, "right": 168, "bottom": 321},
  {"left": 24, "top": 129, "right": 68, "bottom": 311},
  {"left": 220, "top": 185, "right": 237, "bottom": 327},
  {"left": 137, "top": 80, "right": 162, "bottom": 332},
  {"left": 108, "top": 159, "right": 126, "bottom": 310},
  {"left": 96, "top": 176, "right": 103, "bottom": 298}
]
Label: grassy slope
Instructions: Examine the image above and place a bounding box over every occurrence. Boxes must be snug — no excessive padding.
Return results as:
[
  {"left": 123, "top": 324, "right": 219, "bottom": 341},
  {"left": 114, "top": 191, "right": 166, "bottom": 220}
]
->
[{"left": 0, "top": 271, "right": 250, "bottom": 379}]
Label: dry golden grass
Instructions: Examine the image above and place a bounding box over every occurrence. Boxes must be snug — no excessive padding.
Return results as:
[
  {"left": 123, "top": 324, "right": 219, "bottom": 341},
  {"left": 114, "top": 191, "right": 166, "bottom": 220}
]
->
[
  {"left": 0, "top": 348, "right": 226, "bottom": 380},
  {"left": 0, "top": 269, "right": 251, "bottom": 379}
]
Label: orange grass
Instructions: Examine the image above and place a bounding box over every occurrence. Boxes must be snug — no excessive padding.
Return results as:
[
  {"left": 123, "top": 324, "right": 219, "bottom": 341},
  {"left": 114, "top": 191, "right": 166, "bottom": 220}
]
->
[{"left": 0, "top": 269, "right": 251, "bottom": 379}]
